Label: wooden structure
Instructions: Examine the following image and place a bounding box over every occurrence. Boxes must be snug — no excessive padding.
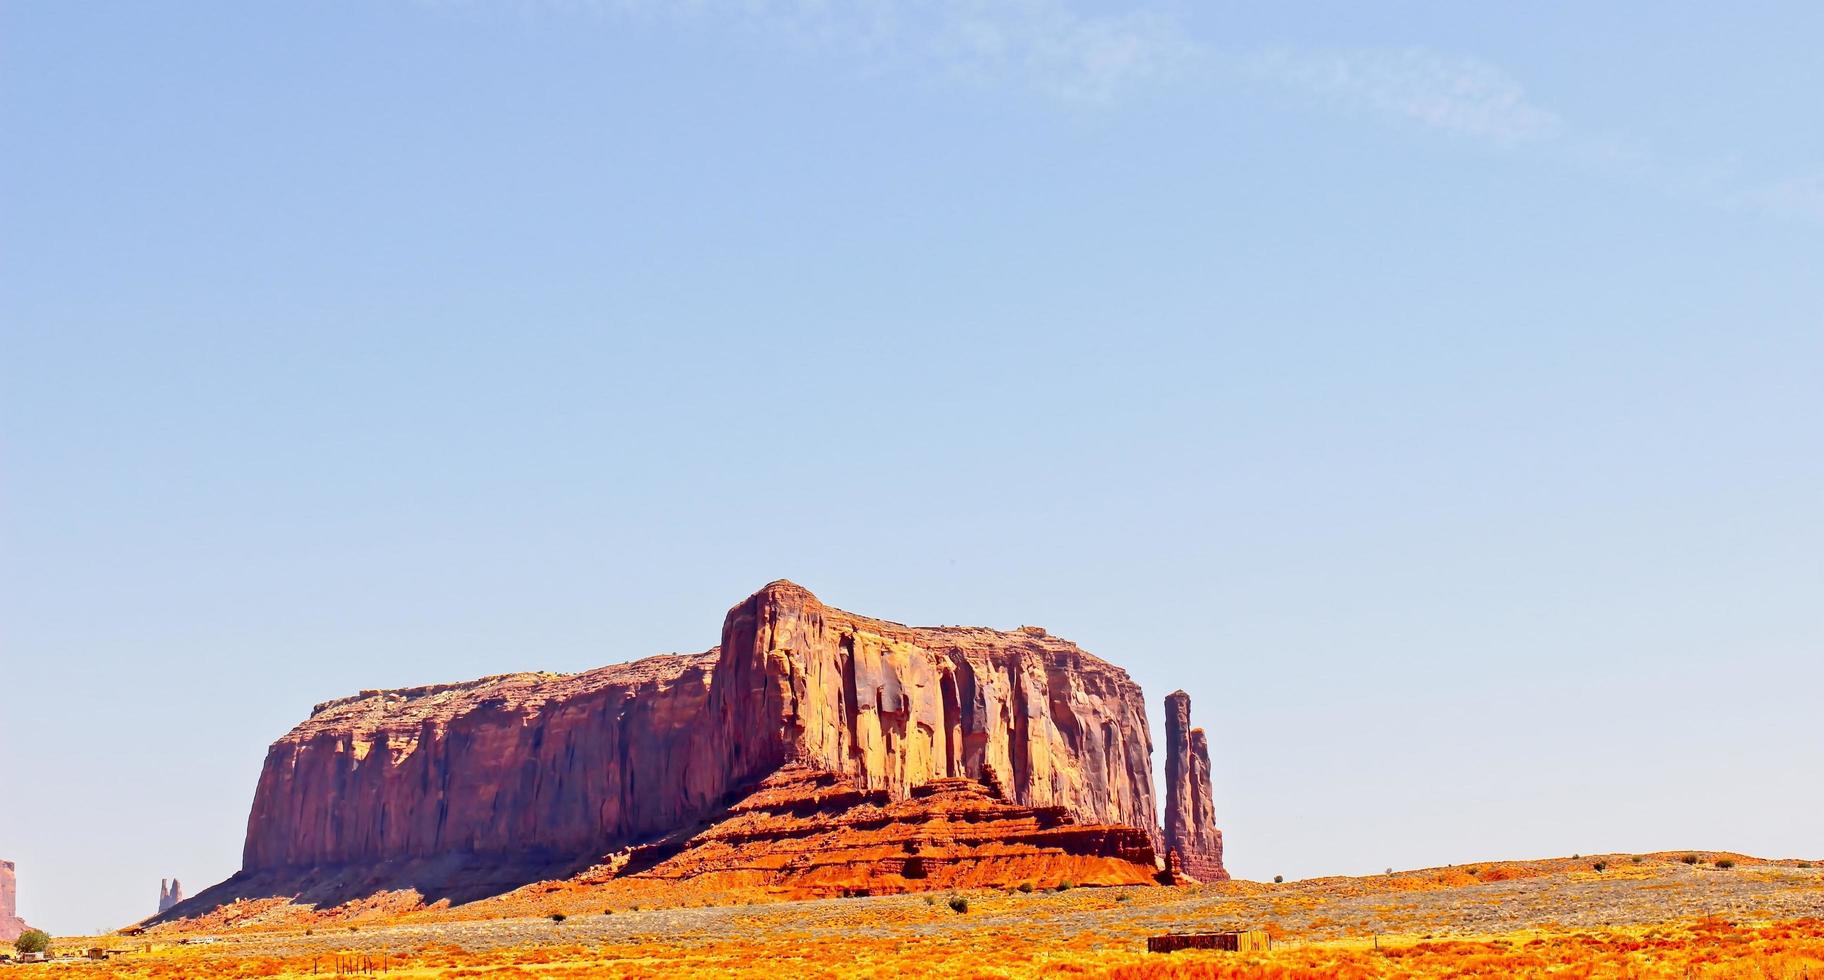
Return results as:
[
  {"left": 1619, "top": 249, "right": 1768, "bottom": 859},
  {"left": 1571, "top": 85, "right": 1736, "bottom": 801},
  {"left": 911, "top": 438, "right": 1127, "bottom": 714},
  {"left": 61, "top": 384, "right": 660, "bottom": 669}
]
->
[{"left": 1147, "top": 930, "right": 1271, "bottom": 953}]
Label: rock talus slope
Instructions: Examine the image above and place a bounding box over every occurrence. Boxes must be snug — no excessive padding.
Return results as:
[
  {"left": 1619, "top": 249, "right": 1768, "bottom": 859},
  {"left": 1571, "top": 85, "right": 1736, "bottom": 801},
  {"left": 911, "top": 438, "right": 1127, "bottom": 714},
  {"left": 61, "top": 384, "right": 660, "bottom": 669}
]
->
[{"left": 626, "top": 764, "right": 1163, "bottom": 895}]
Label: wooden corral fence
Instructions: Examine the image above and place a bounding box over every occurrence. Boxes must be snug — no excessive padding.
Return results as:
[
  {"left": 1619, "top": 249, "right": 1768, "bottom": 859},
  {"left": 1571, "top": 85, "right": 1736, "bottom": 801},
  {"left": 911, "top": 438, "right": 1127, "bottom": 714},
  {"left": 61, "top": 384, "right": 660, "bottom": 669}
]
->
[
  {"left": 311, "top": 952, "right": 391, "bottom": 975},
  {"left": 1147, "top": 930, "right": 1272, "bottom": 954}
]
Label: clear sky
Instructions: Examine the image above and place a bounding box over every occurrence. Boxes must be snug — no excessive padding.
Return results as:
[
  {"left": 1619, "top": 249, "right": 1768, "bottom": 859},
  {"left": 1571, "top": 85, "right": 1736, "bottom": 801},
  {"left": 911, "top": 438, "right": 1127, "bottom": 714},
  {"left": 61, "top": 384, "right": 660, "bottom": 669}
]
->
[{"left": 2, "top": 1, "right": 1820, "bottom": 936}]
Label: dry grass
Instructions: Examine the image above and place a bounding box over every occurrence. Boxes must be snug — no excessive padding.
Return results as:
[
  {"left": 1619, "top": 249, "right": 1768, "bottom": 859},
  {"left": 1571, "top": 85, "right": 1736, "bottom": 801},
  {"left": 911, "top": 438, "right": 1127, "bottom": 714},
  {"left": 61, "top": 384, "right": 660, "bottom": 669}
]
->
[{"left": 34, "top": 854, "right": 1824, "bottom": 978}]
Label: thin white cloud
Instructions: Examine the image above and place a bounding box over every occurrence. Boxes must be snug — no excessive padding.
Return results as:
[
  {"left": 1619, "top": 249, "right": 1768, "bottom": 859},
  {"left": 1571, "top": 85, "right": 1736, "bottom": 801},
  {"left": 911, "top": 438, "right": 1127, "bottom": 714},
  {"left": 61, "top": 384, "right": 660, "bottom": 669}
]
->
[
  {"left": 1245, "top": 46, "right": 1562, "bottom": 146},
  {"left": 429, "top": 0, "right": 1201, "bottom": 105}
]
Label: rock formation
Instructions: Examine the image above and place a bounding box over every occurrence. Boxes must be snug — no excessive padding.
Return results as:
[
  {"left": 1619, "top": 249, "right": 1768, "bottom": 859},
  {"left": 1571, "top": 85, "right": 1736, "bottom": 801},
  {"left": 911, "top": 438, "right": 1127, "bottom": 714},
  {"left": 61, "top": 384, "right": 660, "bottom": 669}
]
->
[
  {"left": 1162, "top": 690, "right": 1227, "bottom": 881},
  {"left": 158, "top": 878, "right": 185, "bottom": 913},
  {"left": 178, "top": 582, "right": 1201, "bottom": 916},
  {"left": 625, "top": 764, "right": 1163, "bottom": 895},
  {"left": 0, "top": 859, "right": 28, "bottom": 942}
]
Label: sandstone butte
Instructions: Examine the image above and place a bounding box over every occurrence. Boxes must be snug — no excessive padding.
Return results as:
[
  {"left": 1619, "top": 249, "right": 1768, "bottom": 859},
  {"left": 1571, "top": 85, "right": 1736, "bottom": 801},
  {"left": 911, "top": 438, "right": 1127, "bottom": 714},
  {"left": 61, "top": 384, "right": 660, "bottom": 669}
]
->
[
  {"left": 0, "top": 858, "right": 27, "bottom": 942},
  {"left": 163, "top": 581, "right": 1225, "bottom": 921}
]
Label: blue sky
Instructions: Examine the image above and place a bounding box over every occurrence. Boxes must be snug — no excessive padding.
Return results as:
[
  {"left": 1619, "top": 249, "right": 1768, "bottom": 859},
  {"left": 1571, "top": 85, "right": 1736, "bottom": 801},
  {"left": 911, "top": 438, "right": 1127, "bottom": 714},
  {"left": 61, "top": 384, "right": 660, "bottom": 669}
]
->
[{"left": 2, "top": 1, "right": 1820, "bottom": 935}]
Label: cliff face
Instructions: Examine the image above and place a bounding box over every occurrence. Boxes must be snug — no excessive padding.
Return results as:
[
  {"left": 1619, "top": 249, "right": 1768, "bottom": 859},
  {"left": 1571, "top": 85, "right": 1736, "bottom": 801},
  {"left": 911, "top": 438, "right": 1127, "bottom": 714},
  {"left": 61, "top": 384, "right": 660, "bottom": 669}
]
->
[
  {"left": 242, "top": 652, "right": 720, "bottom": 871},
  {"left": 237, "top": 582, "right": 1159, "bottom": 884},
  {"left": 0, "top": 859, "right": 26, "bottom": 942},
  {"left": 710, "top": 582, "right": 1158, "bottom": 838},
  {"left": 1162, "top": 691, "right": 1227, "bottom": 881}
]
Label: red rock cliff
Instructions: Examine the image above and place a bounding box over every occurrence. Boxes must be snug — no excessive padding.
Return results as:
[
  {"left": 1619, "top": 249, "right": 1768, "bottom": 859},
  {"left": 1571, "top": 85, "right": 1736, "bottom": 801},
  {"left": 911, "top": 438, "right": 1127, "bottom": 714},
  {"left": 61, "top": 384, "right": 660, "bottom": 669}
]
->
[
  {"left": 238, "top": 582, "right": 1159, "bottom": 879},
  {"left": 1163, "top": 690, "right": 1227, "bottom": 881},
  {"left": 0, "top": 859, "right": 26, "bottom": 942}
]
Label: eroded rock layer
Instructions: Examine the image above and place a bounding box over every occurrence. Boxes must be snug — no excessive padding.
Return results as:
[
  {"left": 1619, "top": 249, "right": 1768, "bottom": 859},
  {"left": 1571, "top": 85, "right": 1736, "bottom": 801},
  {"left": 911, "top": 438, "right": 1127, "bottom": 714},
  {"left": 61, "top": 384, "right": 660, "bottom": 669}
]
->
[
  {"left": 1163, "top": 690, "right": 1227, "bottom": 881},
  {"left": 230, "top": 582, "right": 1161, "bottom": 899},
  {"left": 0, "top": 859, "right": 27, "bottom": 942},
  {"left": 628, "top": 765, "right": 1163, "bottom": 894}
]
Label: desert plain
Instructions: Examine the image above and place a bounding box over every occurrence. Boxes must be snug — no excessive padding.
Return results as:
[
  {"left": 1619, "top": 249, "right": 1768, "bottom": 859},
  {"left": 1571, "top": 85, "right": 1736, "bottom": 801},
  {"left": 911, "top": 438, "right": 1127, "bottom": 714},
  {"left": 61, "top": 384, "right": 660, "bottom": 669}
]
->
[{"left": 19, "top": 851, "right": 1824, "bottom": 978}]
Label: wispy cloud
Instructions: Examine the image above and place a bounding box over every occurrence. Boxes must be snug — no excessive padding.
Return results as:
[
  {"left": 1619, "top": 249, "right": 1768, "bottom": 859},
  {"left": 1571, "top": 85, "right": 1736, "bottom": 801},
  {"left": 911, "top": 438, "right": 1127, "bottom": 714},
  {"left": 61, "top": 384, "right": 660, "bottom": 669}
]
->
[
  {"left": 431, "top": 0, "right": 1201, "bottom": 105},
  {"left": 1244, "top": 46, "right": 1562, "bottom": 146},
  {"left": 417, "top": 3, "right": 1822, "bottom": 227}
]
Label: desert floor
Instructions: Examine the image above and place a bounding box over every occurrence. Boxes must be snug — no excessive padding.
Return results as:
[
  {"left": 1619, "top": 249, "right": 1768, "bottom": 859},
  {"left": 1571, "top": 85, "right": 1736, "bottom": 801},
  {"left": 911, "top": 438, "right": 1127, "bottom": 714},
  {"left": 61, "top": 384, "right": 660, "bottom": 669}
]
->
[{"left": 20, "top": 852, "right": 1824, "bottom": 978}]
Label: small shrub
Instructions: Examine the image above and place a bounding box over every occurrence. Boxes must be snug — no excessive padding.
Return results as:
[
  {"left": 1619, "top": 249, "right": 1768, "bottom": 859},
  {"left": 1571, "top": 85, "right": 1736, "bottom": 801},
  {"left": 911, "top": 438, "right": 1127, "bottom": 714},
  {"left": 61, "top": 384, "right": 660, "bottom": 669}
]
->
[
  {"left": 1631, "top": 856, "right": 1643, "bottom": 864},
  {"left": 1273, "top": 875, "right": 1284, "bottom": 884},
  {"left": 1715, "top": 859, "right": 1736, "bottom": 869},
  {"left": 948, "top": 896, "right": 969, "bottom": 914},
  {"left": 550, "top": 913, "right": 567, "bottom": 924},
  {"left": 630, "top": 905, "right": 641, "bottom": 911},
  {"left": 1592, "top": 861, "right": 1607, "bottom": 872},
  {"left": 1017, "top": 882, "right": 1034, "bottom": 893},
  {"left": 14, "top": 930, "right": 51, "bottom": 955},
  {"left": 1572, "top": 854, "right": 1581, "bottom": 860},
  {"left": 1681, "top": 855, "right": 1701, "bottom": 865},
  {"left": 1385, "top": 868, "right": 1393, "bottom": 875},
  {"left": 1055, "top": 881, "right": 1074, "bottom": 893},
  {"left": 1465, "top": 867, "right": 1479, "bottom": 877},
  {"left": 1801, "top": 862, "right": 1814, "bottom": 869},
  {"left": 603, "top": 908, "right": 613, "bottom": 916},
  {"left": 922, "top": 895, "right": 936, "bottom": 906},
  {"left": 1115, "top": 893, "right": 1131, "bottom": 903}
]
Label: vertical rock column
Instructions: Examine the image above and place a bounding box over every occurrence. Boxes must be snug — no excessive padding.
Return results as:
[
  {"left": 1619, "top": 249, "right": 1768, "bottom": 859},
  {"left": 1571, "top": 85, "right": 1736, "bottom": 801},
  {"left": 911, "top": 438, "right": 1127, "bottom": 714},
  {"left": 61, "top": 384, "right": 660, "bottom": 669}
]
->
[
  {"left": 0, "top": 859, "right": 26, "bottom": 942},
  {"left": 1163, "top": 690, "right": 1228, "bottom": 881}
]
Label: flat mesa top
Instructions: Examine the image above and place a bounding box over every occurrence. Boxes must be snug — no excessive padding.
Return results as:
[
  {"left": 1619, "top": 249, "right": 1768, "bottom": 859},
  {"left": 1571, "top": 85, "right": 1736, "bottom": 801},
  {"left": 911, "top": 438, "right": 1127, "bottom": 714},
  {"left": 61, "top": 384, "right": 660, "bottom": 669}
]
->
[{"left": 291, "top": 582, "right": 1130, "bottom": 738}]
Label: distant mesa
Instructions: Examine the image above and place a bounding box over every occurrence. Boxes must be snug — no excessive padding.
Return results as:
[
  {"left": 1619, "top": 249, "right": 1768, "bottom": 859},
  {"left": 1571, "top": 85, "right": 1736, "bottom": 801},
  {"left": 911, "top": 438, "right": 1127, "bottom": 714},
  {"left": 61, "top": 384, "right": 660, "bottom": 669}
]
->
[
  {"left": 0, "top": 859, "right": 30, "bottom": 942},
  {"left": 158, "top": 582, "right": 1226, "bottom": 921}
]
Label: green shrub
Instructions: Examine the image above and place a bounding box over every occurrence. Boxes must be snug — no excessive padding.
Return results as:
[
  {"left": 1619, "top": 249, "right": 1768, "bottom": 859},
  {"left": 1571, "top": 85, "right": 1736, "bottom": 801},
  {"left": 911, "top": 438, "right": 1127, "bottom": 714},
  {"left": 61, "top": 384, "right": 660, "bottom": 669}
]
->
[
  {"left": 1055, "top": 881, "right": 1074, "bottom": 893},
  {"left": 947, "top": 896, "right": 969, "bottom": 914},
  {"left": 1273, "top": 875, "right": 1284, "bottom": 884},
  {"left": 550, "top": 912, "right": 567, "bottom": 924},
  {"left": 1715, "top": 859, "right": 1736, "bottom": 869},
  {"left": 603, "top": 909, "right": 614, "bottom": 916},
  {"left": 1630, "top": 856, "right": 1643, "bottom": 864},
  {"left": 1681, "top": 855, "right": 1701, "bottom": 865},
  {"left": 14, "top": 930, "right": 51, "bottom": 955},
  {"left": 1017, "top": 882, "right": 1034, "bottom": 894}
]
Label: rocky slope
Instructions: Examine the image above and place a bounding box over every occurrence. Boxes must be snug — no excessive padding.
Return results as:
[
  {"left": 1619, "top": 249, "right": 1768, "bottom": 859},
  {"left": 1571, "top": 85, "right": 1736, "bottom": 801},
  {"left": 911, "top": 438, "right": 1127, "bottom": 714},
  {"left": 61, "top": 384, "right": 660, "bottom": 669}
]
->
[
  {"left": 622, "top": 765, "right": 1164, "bottom": 895},
  {"left": 174, "top": 582, "right": 1186, "bottom": 917}
]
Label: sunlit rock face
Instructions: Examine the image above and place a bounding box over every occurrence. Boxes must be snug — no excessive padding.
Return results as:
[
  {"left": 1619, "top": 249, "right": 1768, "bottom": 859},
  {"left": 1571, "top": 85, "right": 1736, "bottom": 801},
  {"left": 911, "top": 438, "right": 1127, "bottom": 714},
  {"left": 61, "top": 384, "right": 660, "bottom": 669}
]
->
[
  {"left": 226, "top": 582, "right": 1166, "bottom": 903},
  {"left": 628, "top": 764, "right": 1165, "bottom": 895},
  {"left": 1162, "top": 690, "right": 1228, "bottom": 882},
  {"left": 0, "top": 859, "right": 27, "bottom": 942}
]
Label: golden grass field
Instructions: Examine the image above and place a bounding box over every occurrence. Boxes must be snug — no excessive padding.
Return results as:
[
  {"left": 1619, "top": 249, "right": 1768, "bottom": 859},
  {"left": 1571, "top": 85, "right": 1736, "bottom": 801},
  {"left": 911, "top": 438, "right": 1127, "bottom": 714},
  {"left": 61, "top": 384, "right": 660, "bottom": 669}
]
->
[{"left": 20, "top": 853, "right": 1824, "bottom": 978}]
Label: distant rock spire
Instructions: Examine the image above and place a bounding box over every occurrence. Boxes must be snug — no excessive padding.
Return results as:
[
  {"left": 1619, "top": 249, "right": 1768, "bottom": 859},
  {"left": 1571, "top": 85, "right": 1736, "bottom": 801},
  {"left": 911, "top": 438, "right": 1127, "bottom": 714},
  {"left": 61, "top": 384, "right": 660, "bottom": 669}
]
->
[
  {"left": 158, "top": 877, "right": 184, "bottom": 914},
  {"left": 1163, "top": 690, "right": 1228, "bottom": 882}
]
